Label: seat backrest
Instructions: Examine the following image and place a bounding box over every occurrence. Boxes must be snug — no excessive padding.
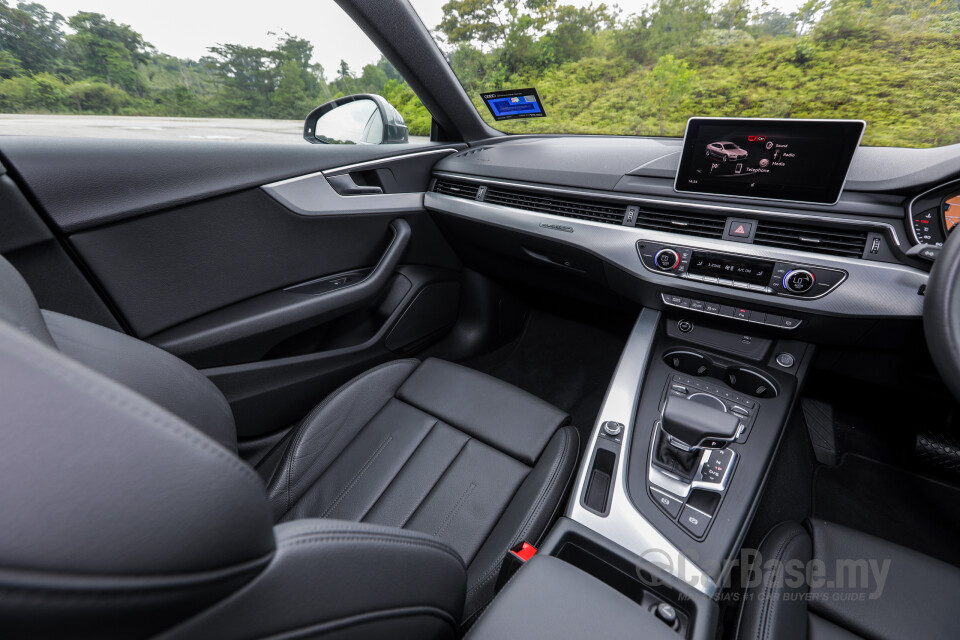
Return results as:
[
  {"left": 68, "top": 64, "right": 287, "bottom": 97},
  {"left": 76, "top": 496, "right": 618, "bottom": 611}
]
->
[
  {"left": 0, "top": 257, "right": 276, "bottom": 639},
  {"left": 0, "top": 253, "right": 237, "bottom": 450}
]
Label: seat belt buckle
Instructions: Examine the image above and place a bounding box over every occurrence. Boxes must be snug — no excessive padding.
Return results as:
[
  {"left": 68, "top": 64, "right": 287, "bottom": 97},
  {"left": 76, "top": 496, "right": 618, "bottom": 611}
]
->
[{"left": 495, "top": 542, "right": 537, "bottom": 591}]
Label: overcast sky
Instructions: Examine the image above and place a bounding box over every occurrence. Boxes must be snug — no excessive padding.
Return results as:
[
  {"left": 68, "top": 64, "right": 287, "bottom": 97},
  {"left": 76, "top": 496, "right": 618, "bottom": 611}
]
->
[{"left": 36, "top": 0, "right": 804, "bottom": 76}]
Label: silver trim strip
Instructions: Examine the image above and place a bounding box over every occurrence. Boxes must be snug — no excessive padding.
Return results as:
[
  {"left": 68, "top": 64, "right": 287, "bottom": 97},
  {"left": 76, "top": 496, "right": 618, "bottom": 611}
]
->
[
  {"left": 434, "top": 170, "right": 902, "bottom": 245},
  {"left": 426, "top": 192, "right": 927, "bottom": 318},
  {"left": 322, "top": 147, "right": 458, "bottom": 176},
  {"left": 566, "top": 309, "right": 720, "bottom": 596},
  {"left": 905, "top": 177, "right": 960, "bottom": 245},
  {"left": 672, "top": 116, "right": 866, "bottom": 207}
]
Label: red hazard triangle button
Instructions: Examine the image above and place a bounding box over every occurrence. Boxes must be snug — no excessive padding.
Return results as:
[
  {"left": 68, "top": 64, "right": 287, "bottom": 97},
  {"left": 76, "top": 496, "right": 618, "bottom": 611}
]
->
[{"left": 729, "top": 221, "right": 752, "bottom": 237}]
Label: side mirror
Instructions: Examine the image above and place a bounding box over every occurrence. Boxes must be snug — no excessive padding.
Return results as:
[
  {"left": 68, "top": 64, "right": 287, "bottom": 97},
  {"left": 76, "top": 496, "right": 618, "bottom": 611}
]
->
[{"left": 303, "top": 94, "right": 409, "bottom": 145}]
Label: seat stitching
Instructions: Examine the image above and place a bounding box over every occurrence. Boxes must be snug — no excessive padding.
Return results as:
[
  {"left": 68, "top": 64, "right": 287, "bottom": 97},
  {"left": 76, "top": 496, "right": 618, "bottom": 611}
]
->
[
  {"left": 513, "top": 427, "right": 570, "bottom": 546},
  {"left": 0, "top": 329, "right": 262, "bottom": 489},
  {"left": 278, "top": 359, "right": 418, "bottom": 513},
  {"left": 360, "top": 420, "right": 439, "bottom": 523},
  {"left": 466, "top": 427, "right": 571, "bottom": 598},
  {"left": 278, "top": 533, "right": 464, "bottom": 566},
  {"left": 316, "top": 435, "right": 394, "bottom": 519},
  {"left": 434, "top": 482, "right": 478, "bottom": 538},
  {"left": 399, "top": 436, "right": 470, "bottom": 528},
  {"left": 756, "top": 528, "right": 805, "bottom": 640}
]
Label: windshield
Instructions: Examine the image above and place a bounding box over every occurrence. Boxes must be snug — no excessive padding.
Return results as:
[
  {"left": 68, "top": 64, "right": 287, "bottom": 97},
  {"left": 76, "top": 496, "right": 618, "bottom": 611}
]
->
[{"left": 411, "top": 0, "right": 960, "bottom": 148}]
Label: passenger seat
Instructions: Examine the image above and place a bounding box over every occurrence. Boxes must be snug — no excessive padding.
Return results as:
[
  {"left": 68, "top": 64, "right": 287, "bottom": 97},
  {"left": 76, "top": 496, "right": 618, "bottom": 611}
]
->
[{"left": 0, "top": 254, "right": 578, "bottom": 639}]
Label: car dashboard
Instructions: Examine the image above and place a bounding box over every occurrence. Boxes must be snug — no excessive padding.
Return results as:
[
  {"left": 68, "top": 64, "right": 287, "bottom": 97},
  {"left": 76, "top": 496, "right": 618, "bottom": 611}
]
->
[{"left": 423, "top": 136, "right": 956, "bottom": 344}]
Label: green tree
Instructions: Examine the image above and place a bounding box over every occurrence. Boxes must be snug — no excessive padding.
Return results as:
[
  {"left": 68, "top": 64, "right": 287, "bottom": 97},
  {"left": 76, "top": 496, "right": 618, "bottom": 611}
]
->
[
  {"left": 206, "top": 43, "right": 274, "bottom": 116},
  {"left": 0, "top": 1, "right": 64, "bottom": 74},
  {"left": 66, "top": 12, "right": 151, "bottom": 94},
  {"left": 715, "top": 0, "right": 752, "bottom": 43},
  {"left": 272, "top": 59, "right": 311, "bottom": 119},
  {"left": 646, "top": 54, "right": 697, "bottom": 135}
]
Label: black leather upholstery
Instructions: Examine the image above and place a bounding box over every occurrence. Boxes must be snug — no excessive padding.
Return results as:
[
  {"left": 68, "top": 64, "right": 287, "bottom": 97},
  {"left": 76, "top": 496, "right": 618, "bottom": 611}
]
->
[
  {"left": 0, "top": 318, "right": 275, "bottom": 639},
  {"left": 467, "top": 554, "right": 679, "bottom": 640},
  {"left": 737, "top": 519, "right": 960, "bottom": 640},
  {"left": 161, "top": 520, "right": 467, "bottom": 640},
  {"left": 266, "top": 356, "right": 576, "bottom": 621},
  {"left": 42, "top": 309, "right": 238, "bottom": 451},
  {"left": 0, "top": 252, "right": 578, "bottom": 637}
]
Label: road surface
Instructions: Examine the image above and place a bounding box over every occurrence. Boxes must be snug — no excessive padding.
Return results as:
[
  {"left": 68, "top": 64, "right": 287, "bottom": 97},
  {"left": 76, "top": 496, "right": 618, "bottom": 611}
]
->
[{"left": 0, "top": 114, "right": 429, "bottom": 145}]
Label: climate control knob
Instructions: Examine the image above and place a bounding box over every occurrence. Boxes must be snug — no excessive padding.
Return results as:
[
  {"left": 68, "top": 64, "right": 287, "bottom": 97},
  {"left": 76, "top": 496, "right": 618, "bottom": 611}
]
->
[
  {"left": 783, "top": 269, "right": 815, "bottom": 294},
  {"left": 654, "top": 248, "right": 681, "bottom": 271}
]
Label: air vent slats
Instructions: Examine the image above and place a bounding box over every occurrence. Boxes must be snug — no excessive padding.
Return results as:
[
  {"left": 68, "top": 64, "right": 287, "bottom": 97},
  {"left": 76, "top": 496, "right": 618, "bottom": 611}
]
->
[
  {"left": 483, "top": 188, "right": 625, "bottom": 225},
  {"left": 754, "top": 221, "right": 866, "bottom": 258},
  {"left": 433, "top": 179, "right": 480, "bottom": 199},
  {"left": 432, "top": 178, "right": 869, "bottom": 258},
  {"left": 633, "top": 209, "right": 726, "bottom": 239}
]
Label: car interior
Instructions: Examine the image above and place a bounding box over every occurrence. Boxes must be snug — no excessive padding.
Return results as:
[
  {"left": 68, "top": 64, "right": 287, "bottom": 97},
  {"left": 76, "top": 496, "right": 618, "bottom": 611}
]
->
[{"left": 2, "top": 1, "right": 960, "bottom": 639}]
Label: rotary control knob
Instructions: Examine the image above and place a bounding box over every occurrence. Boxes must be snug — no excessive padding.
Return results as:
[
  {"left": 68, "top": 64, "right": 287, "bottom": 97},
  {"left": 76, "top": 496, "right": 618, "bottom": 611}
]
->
[
  {"left": 783, "top": 269, "right": 815, "bottom": 294},
  {"left": 654, "top": 248, "right": 680, "bottom": 271},
  {"left": 602, "top": 421, "right": 624, "bottom": 437}
]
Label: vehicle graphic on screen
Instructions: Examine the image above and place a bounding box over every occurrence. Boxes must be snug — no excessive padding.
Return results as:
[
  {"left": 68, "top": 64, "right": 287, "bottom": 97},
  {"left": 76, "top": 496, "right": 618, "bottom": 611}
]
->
[{"left": 706, "top": 141, "right": 748, "bottom": 162}]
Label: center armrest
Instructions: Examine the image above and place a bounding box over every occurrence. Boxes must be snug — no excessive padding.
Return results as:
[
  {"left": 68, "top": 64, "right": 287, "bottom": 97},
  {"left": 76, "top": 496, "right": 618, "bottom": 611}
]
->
[{"left": 467, "top": 554, "right": 679, "bottom": 640}]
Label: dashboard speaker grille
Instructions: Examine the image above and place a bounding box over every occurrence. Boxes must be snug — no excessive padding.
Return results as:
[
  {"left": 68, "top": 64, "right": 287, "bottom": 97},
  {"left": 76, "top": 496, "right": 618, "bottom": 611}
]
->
[
  {"left": 632, "top": 208, "right": 726, "bottom": 239},
  {"left": 754, "top": 220, "right": 867, "bottom": 258},
  {"left": 433, "top": 179, "right": 481, "bottom": 199}
]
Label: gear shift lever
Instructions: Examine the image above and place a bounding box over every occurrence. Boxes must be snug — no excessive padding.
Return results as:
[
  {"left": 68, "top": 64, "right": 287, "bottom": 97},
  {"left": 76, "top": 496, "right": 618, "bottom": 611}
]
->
[{"left": 653, "top": 395, "right": 741, "bottom": 481}]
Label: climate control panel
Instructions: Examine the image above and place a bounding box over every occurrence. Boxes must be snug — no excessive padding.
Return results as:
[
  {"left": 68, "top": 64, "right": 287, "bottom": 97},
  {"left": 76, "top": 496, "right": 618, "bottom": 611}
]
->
[{"left": 638, "top": 240, "right": 847, "bottom": 299}]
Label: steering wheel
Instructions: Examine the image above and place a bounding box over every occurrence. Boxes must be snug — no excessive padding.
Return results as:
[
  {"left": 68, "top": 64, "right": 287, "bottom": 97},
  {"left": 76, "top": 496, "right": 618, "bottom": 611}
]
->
[{"left": 923, "top": 230, "right": 960, "bottom": 402}]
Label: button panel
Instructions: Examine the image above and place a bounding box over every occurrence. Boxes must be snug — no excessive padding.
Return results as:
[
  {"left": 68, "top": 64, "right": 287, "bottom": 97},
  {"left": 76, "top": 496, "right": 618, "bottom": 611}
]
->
[
  {"left": 661, "top": 293, "right": 802, "bottom": 330},
  {"left": 638, "top": 240, "right": 846, "bottom": 300}
]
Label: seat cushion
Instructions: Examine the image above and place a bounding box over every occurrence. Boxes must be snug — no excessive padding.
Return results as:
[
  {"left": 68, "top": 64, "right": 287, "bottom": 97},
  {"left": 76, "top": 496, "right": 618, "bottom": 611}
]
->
[
  {"left": 737, "top": 519, "right": 960, "bottom": 640},
  {"left": 266, "top": 357, "right": 577, "bottom": 622}
]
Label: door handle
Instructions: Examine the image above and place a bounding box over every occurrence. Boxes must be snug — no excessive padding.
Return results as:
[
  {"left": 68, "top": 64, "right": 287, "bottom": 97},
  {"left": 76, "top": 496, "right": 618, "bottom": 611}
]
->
[{"left": 326, "top": 173, "right": 384, "bottom": 195}]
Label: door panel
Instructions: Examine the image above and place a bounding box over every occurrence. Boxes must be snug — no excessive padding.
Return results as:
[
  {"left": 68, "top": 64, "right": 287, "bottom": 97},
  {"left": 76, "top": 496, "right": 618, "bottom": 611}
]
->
[
  {"left": 0, "top": 137, "right": 455, "bottom": 232},
  {"left": 69, "top": 188, "right": 459, "bottom": 338},
  {"left": 0, "top": 137, "right": 466, "bottom": 436}
]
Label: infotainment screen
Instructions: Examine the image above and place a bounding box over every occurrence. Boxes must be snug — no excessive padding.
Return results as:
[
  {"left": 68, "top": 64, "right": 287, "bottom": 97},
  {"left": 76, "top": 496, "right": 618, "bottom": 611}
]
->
[{"left": 674, "top": 118, "right": 865, "bottom": 205}]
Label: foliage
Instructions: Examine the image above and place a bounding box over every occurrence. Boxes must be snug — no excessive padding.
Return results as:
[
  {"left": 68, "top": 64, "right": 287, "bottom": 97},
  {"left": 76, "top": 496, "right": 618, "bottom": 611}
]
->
[{"left": 1, "top": 0, "right": 960, "bottom": 146}]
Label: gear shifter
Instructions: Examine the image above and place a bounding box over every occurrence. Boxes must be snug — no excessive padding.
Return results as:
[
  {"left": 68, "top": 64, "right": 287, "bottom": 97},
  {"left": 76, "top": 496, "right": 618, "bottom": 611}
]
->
[{"left": 653, "top": 394, "right": 741, "bottom": 481}]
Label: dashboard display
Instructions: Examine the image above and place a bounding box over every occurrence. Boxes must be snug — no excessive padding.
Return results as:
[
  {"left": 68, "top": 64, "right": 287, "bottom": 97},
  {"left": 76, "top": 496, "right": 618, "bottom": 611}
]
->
[
  {"left": 674, "top": 118, "right": 865, "bottom": 205},
  {"left": 688, "top": 251, "right": 772, "bottom": 285},
  {"left": 944, "top": 195, "right": 960, "bottom": 234}
]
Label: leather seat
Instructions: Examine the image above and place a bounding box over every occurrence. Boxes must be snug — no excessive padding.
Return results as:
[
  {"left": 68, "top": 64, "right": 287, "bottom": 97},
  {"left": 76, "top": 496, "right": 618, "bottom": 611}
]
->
[
  {"left": 0, "top": 254, "right": 578, "bottom": 639},
  {"left": 736, "top": 519, "right": 960, "bottom": 640}
]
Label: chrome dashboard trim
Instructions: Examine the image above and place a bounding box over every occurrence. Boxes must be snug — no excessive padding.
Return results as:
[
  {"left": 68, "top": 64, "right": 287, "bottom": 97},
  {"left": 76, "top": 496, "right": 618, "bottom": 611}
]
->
[
  {"left": 425, "top": 191, "right": 927, "bottom": 318},
  {"left": 434, "top": 170, "right": 902, "bottom": 246},
  {"left": 566, "top": 309, "right": 721, "bottom": 596},
  {"left": 905, "top": 177, "right": 960, "bottom": 245}
]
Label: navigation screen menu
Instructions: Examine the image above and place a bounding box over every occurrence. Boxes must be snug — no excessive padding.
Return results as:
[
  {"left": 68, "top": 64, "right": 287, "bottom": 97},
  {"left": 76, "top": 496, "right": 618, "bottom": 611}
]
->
[{"left": 674, "top": 118, "right": 865, "bottom": 205}]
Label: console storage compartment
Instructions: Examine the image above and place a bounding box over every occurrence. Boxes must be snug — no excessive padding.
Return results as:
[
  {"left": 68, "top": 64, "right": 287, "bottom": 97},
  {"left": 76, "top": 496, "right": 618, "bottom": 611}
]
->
[{"left": 469, "top": 518, "right": 718, "bottom": 640}]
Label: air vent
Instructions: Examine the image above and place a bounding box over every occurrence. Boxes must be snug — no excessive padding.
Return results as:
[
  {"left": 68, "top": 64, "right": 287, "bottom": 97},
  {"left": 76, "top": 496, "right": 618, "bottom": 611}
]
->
[
  {"left": 433, "top": 179, "right": 480, "bottom": 199},
  {"left": 482, "top": 187, "right": 626, "bottom": 225},
  {"left": 754, "top": 220, "right": 867, "bottom": 258},
  {"left": 633, "top": 208, "right": 726, "bottom": 239}
]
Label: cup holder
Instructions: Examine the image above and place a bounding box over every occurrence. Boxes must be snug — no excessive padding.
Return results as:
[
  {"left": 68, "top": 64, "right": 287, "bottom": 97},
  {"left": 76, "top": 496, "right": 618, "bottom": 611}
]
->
[
  {"left": 663, "top": 350, "right": 710, "bottom": 377},
  {"left": 663, "top": 350, "right": 778, "bottom": 399},
  {"left": 725, "top": 367, "right": 778, "bottom": 399}
]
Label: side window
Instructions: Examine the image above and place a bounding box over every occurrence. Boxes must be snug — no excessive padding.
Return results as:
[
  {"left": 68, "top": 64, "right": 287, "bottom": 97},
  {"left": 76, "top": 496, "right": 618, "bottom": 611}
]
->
[{"left": 0, "top": 1, "right": 430, "bottom": 144}]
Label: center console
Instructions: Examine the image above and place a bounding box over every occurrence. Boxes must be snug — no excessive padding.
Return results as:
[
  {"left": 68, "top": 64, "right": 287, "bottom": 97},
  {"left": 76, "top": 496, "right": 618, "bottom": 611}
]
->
[{"left": 471, "top": 307, "right": 811, "bottom": 638}]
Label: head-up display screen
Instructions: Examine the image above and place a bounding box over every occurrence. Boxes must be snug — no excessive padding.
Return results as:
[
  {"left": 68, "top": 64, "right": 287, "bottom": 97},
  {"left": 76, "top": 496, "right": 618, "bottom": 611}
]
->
[{"left": 674, "top": 118, "right": 865, "bottom": 205}]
